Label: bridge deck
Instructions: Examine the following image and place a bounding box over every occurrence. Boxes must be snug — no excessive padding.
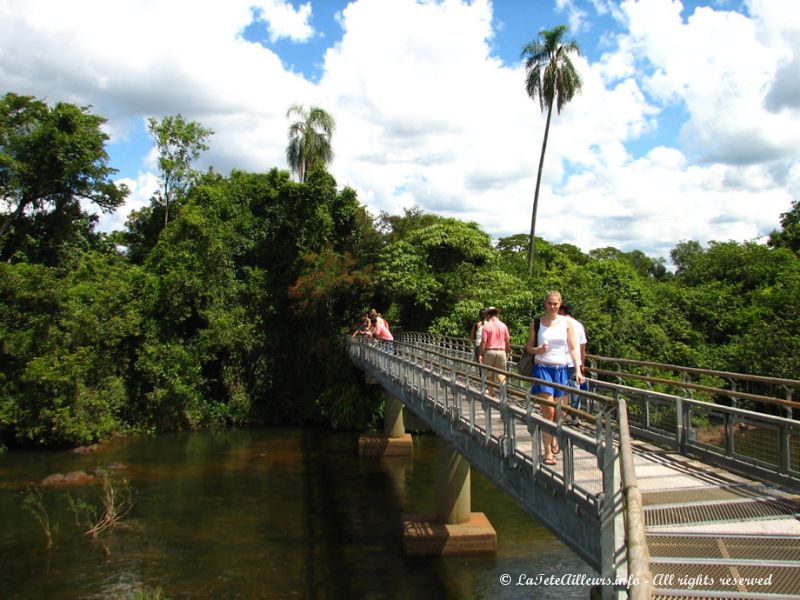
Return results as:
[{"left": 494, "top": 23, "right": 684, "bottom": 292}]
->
[{"left": 350, "top": 338, "right": 800, "bottom": 598}]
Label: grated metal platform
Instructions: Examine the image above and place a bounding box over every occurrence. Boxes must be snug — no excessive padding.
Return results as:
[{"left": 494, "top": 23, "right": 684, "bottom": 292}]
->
[
  {"left": 641, "top": 483, "right": 776, "bottom": 506},
  {"left": 645, "top": 497, "right": 800, "bottom": 527},
  {"left": 647, "top": 533, "right": 800, "bottom": 562}
]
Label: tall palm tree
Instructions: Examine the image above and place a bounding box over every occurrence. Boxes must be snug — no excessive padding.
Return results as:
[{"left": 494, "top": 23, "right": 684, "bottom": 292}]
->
[
  {"left": 522, "top": 25, "right": 582, "bottom": 275},
  {"left": 285, "top": 104, "right": 336, "bottom": 183}
]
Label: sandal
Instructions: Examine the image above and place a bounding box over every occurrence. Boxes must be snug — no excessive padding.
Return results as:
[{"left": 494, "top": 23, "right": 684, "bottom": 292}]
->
[
  {"left": 551, "top": 441, "right": 560, "bottom": 455},
  {"left": 542, "top": 457, "right": 557, "bottom": 466}
]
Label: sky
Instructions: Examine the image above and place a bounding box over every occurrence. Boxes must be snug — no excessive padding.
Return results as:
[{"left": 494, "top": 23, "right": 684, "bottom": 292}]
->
[{"left": 1, "top": 0, "right": 799, "bottom": 261}]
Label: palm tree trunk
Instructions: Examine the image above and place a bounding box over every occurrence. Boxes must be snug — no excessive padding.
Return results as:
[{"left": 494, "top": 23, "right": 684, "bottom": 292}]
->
[{"left": 527, "top": 97, "right": 555, "bottom": 276}]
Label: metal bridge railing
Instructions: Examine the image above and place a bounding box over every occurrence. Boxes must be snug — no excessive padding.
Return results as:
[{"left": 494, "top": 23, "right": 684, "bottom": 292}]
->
[
  {"left": 585, "top": 354, "right": 800, "bottom": 421},
  {"left": 348, "top": 335, "right": 653, "bottom": 597},
  {"left": 353, "top": 335, "right": 611, "bottom": 505},
  {"left": 395, "top": 332, "right": 800, "bottom": 491}
]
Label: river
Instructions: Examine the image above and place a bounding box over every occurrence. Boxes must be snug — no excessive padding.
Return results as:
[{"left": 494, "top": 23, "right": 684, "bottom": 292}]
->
[{"left": 0, "top": 429, "right": 596, "bottom": 599}]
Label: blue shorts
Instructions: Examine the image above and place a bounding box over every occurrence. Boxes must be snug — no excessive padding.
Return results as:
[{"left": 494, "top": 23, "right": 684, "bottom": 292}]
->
[{"left": 532, "top": 364, "right": 569, "bottom": 397}]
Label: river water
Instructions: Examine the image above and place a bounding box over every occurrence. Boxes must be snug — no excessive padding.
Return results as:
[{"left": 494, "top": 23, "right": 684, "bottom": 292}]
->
[{"left": 0, "top": 429, "right": 596, "bottom": 599}]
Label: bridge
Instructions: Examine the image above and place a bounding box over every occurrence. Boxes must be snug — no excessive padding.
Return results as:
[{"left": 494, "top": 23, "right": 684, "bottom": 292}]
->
[{"left": 346, "top": 332, "right": 800, "bottom": 600}]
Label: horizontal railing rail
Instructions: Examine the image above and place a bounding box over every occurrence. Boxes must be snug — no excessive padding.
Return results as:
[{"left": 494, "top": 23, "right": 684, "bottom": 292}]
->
[
  {"left": 588, "top": 353, "right": 800, "bottom": 388},
  {"left": 399, "top": 331, "right": 800, "bottom": 405},
  {"left": 589, "top": 366, "right": 800, "bottom": 413},
  {"left": 396, "top": 332, "right": 800, "bottom": 490}
]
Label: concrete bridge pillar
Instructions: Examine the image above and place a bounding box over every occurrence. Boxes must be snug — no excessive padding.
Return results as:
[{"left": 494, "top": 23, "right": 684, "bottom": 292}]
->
[
  {"left": 358, "top": 393, "right": 413, "bottom": 457},
  {"left": 384, "top": 393, "right": 405, "bottom": 438},
  {"left": 402, "top": 439, "right": 496, "bottom": 555},
  {"left": 435, "top": 439, "right": 471, "bottom": 524}
]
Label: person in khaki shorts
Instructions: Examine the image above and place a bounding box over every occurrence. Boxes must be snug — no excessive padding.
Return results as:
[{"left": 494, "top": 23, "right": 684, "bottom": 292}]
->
[{"left": 478, "top": 306, "right": 511, "bottom": 397}]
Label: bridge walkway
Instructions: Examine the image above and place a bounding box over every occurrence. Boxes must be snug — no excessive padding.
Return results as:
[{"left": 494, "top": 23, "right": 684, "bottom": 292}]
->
[{"left": 349, "top": 334, "right": 800, "bottom": 598}]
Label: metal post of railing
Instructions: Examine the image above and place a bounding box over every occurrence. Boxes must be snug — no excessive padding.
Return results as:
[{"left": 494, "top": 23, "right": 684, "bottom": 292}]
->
[
  {"left": 499, "top": 382, "right": 514, "bottom": 457},
  {"left": 596, "top": 408, "right": 624, "bottom": 600},
  {"left": 563, "top": 429, "right": 574, "bottom": 491},
  {"left": 779, "top": 421, "right": 790, "bottom": 476},
  {"left": 725, "top": 410, "right": 735, "bottom": 459},
  {"left": 676, "top": 396, "right": 685, "bottom": 453},
  {"left": 469, "top": 370, "right": 479, "bottom": 436},
  {"left": 728, "top": 379, "right": 738, "bottom": 410},
  {"left": 614, "top": 361, "right": 623, "bottom": 389},
  {"left": 784, "top": 386, "right": 794, "bottom": 420},
  {"left": 449, "top": 365, "right": 459, "bottom": 420},
  {"left": 680, "top": 371, "right": 692, "bottom": 399},
  {"left": 618, "top": 398, "right": 653, "bottom": 600},
  {"left": 485, "top": 384, "right": 493, "bottom": 444}
]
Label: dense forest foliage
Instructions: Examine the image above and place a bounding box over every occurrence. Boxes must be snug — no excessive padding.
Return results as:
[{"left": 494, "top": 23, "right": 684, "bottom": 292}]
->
[{"left": 2, "top": 94, "right": 799, "bottom": 448}]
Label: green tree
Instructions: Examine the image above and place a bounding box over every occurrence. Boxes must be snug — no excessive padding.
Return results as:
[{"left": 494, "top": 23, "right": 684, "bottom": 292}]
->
[
  {"left": 670, "top": 239, "right": 705, "bottom": 276},
  {"left": 522, "top": 25, "right": 582, "bottom": 275},
  {"left": 285, "top": 104, "right": 335, "bottom": 183},
  {"left": 375, "top": 214, "right": 495, "bottom": 329},
  {"left": 0, "top": 253, "right": 142, "bottom": 445},
  {"left": 590, "top": 247, "right": 668, "bottom": 280},
  {"left": 0, "top": 93, "right": 127, "bottom": 260},
  {"left": 768, "top": 199, "right": 800, "bottom": 253},
  {"left": 147, "top": 114, "right": 213, "bottom": 226}
]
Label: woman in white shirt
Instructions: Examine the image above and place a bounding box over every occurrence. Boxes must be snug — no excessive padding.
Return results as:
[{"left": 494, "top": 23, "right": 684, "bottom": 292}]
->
[
  {"left": 525, "top": 291, "right": 584, "bottom": 465},
  {"left": 469, "top": 308, "right": 488, "bottom": 363}
]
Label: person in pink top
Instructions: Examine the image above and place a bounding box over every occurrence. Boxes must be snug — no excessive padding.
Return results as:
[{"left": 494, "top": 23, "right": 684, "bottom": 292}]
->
[
  {"left": 368, "top": 309, "right": 393, "bottom": 341},
  {"left": 478, "top": 306, "right": 511, "bottom": 397}
]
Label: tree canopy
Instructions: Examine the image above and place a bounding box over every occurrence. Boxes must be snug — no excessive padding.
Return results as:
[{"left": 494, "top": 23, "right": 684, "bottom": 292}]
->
[
  {"left": 1, "top": 93, "right": 798, "bottom": 450},
  {"left": 0, "top": 93, "right": 127, "bottom": 262}
]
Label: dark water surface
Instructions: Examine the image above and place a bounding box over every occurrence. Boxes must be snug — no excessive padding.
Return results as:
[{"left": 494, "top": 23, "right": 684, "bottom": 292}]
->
[{"left": 0, "top": 429, "right": 595, "bottom": 599}]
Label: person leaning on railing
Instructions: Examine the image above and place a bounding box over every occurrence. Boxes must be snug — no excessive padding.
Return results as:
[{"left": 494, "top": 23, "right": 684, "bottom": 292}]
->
[
  {"left": 352, "top": 312, "right": 371, "bottom": 337},
  {"left": 367, "top": 309, "right": 394, "bottom": 351}
]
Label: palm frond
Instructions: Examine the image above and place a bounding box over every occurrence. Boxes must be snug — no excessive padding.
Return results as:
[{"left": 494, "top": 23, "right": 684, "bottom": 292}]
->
[{"left": 285, "top": 104, "right": 336, "bottom": 182}]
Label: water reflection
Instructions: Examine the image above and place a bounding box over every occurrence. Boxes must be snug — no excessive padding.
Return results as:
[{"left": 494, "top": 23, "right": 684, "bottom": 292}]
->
[{"left": 0, "top": 429, "right": 595, "bottom": 599}]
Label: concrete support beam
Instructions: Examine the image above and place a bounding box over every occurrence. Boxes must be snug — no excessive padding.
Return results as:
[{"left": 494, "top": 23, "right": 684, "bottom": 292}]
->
[
  {"left": 384, "top": 394, "right": 405, "bottom": 438},
  {"left": 402, "top": 439, "right": 496, "bottom": 555},
  {"left": 402, "top": 513, "right": 496, "bottom": 555},
  {"left": 358, "top": 394, "right": 413, "bottom": 457},
  {"left": 435, "top": 438, "right": 471, "bottom": 524}
]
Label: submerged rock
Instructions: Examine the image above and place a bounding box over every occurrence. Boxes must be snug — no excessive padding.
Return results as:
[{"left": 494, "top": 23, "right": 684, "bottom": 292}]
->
[
  {"left": 40, "top": 471, "right": 96, "bottom": 487},
  {"left": 72, "top": 443, "right": 101, "bottom": 454}
]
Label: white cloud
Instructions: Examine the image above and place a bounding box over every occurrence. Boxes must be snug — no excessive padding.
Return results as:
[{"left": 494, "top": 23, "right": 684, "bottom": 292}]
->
[
  {"left": 252, "top": 0, "right": 314, "bottom": 43},
  {"left": 555, "top": 0, "right": 590, "bottom": 34},
  {"left": 550, "top": 146, "right": 792, "bottom": 257},
  {"left": 619, "top": 0, "right": 800, "bottom": 167},
  {"left": 1, "top": 0, "right": 798, "bottom": 260}
]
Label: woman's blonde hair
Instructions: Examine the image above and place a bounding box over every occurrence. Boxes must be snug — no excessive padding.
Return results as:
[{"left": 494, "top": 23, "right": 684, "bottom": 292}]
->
[{"left": 544, "top": 290, "right": 562, "bottom": 304}]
